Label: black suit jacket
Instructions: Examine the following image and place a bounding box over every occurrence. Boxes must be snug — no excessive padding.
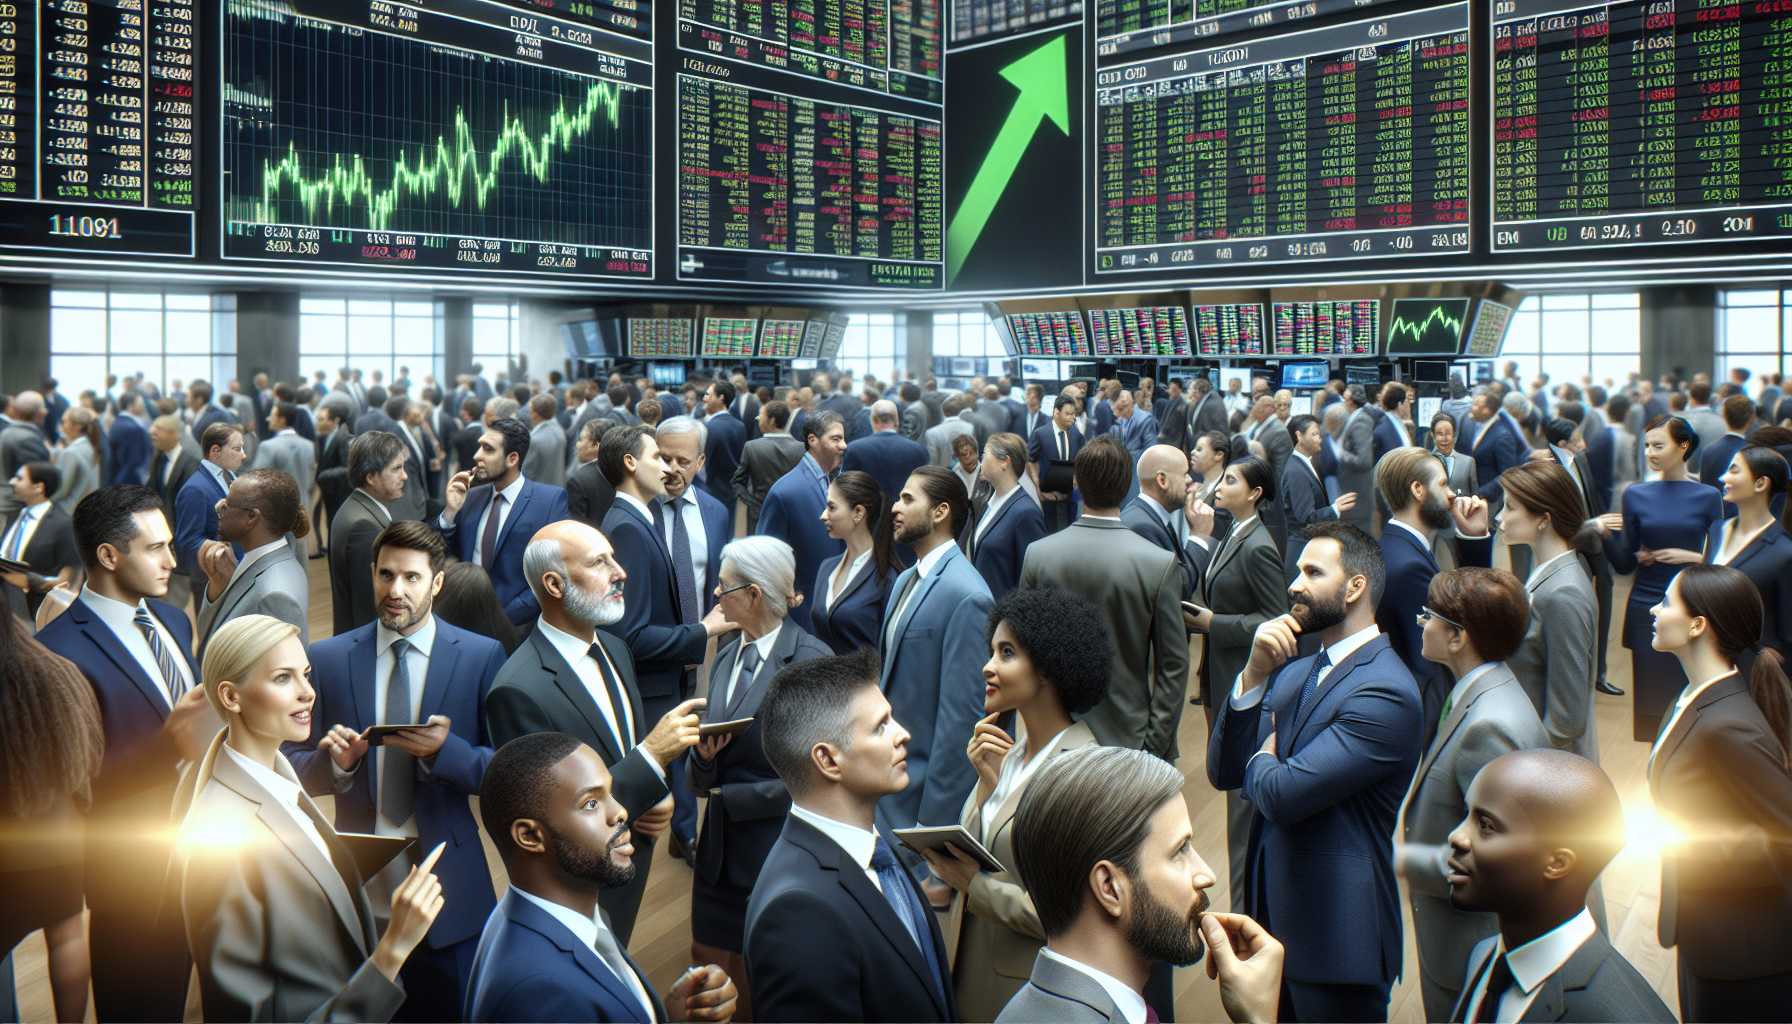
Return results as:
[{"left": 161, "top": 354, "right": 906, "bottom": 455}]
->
[
  {"left": 1120, "top": 495, "right": 1207, "bottom": 597},
  {"left": 315, "top": 428, "right": 353, "bottom": 523},
  {"left": 745, "top": 815, "right": 956, "bottom": 1023},
  {"left": 327, "top": 489, "right": 390, "bottom": 635},
  {"left": 566, "top": 458, "right": 617, "bottom": 529},
  {"left": 149, "top": 449, "right": 199, "bottom": 534},
  {"left": 1452, "top": 928, "right": 1673, "bottom": 1023},
  {"left": 2, "top": 504, "right": 78, "bottom": 616},
  {"left": 451, "top": 423, "right": 483, "bottom": 475}
]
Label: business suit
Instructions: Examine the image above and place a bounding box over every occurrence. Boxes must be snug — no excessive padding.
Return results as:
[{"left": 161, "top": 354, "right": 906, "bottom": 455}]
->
[
  {"left": 731, "top": 392, "right": 762, "bottom": 441},
  {"left": 566, "top": 458, "right": 617, "bottom": 530},
  {"left": 1583, "top": 423, "right": 1617, "bottom": 512},
  {"left": 1371, "top": 408, "right": 1409, "bottom": 464},
  {"left": 1188, "top": 391, "right": 1228, "bottom": 440},
  {"left": 944, "top": 723, "right": 1099, "bottom": 1022},
  {"left": 107, "top": 413, "right": 151, "bottom": 485},
  {"left": 253, "top": 429, "right": 317, "bottom": 496},
  {"left": 0, "top": 503, "right": 77, "bottom": 618},
  {"left": 465, "top": 888, "right": 668, "bottom": 1024},
  {"left": 997, "top": 949, "right": 1132, "bottom": 1024},
  {"left": 196, "top": 544, "right": 310, "bottom": 658},
  {"left": 1701, "top": 430, "right": 1749, "bottom": 494},
  {"left": 1014, "top": 405, "right": 1049, "bottom": 449},
  {"left": 1207, "top": 633, "right": 1424, "bottom": 1022},
  {"left": 1020, "top": 518, "right": 1187, "bottom": 759},
  {"left": 1336, "top": 406, "right": 1377, "bottom": 532},
  {"left": 1465, "top": 414, "right": 1528, "bottom": 505},
  {"left": 1281, "top": 453, "right": 1339, "bottom": 581},
  {"left": 315, "top": 428, "right": 353, "bottom": 530},
  {"left": 384, "top": 423, "right": 430, "bottom": 522},
  {"left": 1706, "top": 519, "right": 1792, "bottom": 665},
  {"left": 152, "top": 447, "right": 200, "bottom": 526},
  {"left": 1399, "top": 663, "right": 1549, "bottom": 1022},
  {"left": 37, "top": 594, "right": 201, "bottom": 1022},
  {"left": 901, "top": 400, "right": 930, "bottom": 441},
  {"left": 925, "top": 417, "right": 977, "bottom": 468},
  {"left": 1507, "top": 551, "right": 1599, "bottom": 761},
  {"left": 733, "top": 433, "right": 806, "bottom": 532},
  {"left": 329, "top": 489, "right": 393, "bottom": 635},
  {"left": 1155, "top": 395, "right": 1189, "bottom": 451},
  {"left": 0, "top": 417, "right": 49, "bottom": 522},
  {"left": 603, "top": 497, "right": 710, "bottom": 717},
  {"left": 878, "top": 544, "right": 992, "bottom": 841},
  {"left": 440, "top": 479, "right": 569, "bottom": 628},
  {"left": 173, "top": 740, "right": 406, "bottom": 1023},
  {"left": 1555, "top": 444, "right": 1617, "bottom": 687},
  {"left": 1121, "top": 494, "right": 1209, "bottom": 598},
  {"left": 523, "top": 419, "right": 568, "bottom": 487},
  {"left": 1379, "top": 522, "right": 1492, "bottom": 747},
  {"left": 1028, "top": 422, "right": 1084, "bottom": 534},
  {"left": 486, "top": 626, "right": 669, "bottom": 943},
  {"left": 964, "top": 490, "right": 1045, "bottom": 600},
  {"left": 745, "top": 814, "right": 957, "bottom": 1023},
  {"left": 1451, "top": 928, "right": 1675, "bottom": 1023},
  {"left": 175, "top": 462, "right": 236, "bottom": 594},
  {"left": 1649, "top": 671, "right": 1792, "bottom": 1021},
  {"left": 810, "top": 552, "right": 895, "bottom": 656},
  {"left": 687, "top": 625, "right": 832, "bottom": 951},
  {"left": 755, "top": 456, "right": 844, "bottom": 632},
  {"left": 702, "top": 409, "right": 748, "bottom": 512},
  {"left": 842, "top": 430, "right": 930, "bottom": 510},
  {"left": 1431, "top": 449, "right": 1479, "bottom": 570}
]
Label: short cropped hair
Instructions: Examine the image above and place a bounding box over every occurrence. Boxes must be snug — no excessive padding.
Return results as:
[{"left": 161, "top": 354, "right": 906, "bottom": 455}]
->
[
  {"left": 480, "top": 732, "right": 586, "bottom": 859},
  {"left": 72, "top": 485, "right": 166, "bottom": 569},
  {"left": 200, "top": 422, "right": 239, "bottom": 460},
  {"left": 759, "top": 649, "right": 882, "bottom": 797},
  {"left": 348, "top": 431, "right": 407, "bottom": 490},
  {"left": 373, "top": 519, "right": 448, "bottom": 575},
  {"left": 598, "top": 424, "right": 654, "bottom": 486},
  {"left": 487, "top": 417, "right": 532, "bottom": 469},
  {"left": 1299, "top": 521, "right": 1386, "bottom": 606},
  {"left": 802, "top": 410, "right": 844, "bottom": 447},
  {"left": 1723, "top": 394, "right": 1755, "bottom": 430},
  {"left": 1426, "top": 568, "right": 1531, "bottom": 662},
  {"left": 1073, "top": 436, "right": 1132, "bottom": 509}
]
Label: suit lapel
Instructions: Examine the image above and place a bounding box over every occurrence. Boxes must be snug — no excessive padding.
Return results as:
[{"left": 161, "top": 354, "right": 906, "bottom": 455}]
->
[
  {"left": 507, "top": 893, "right": 653, "bottom": 1017},
  {"left": 1206, "top": 517, "right": 1259, "bottom": 601},
  {"left": 72, "top": 598, "right": 174, "bottom": 717},
  {"left": 349, "top": 630, "right": 379, "bottom": 780},
  {"left": 731, "top": 625, "right": 802, "bottom": 719},
  {"left": 532, "top": 629, "right": 625, "bottom": 762},
  {"left": 797, "top": 826, "right": 946, "bottom": 1017},
  {"left": 495, "top": 482, "right": 533, "bottom": 551},
  {"left": 1289, "top": 635, "right": 1390, "bottom": 748},
  {"left": 1649, "top": 675, "right": 1741, "bottom": 793},
  {"left": 1405, "top": 667, "right": 1514, "bottom": 815},
  {"left": 1727, "top": 523, "right": 1786, "bottom": 574},
  {"left": 884, "top": 548, "right": 958, "bottom": 680},
  {"left": 419, "top": 624, "right": 458, "bottom": 721}
]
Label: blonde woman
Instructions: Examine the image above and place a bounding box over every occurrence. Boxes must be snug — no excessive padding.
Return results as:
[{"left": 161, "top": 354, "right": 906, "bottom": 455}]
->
[{"left": 171, "top": 614, "right": 445, "bottom": 1022}]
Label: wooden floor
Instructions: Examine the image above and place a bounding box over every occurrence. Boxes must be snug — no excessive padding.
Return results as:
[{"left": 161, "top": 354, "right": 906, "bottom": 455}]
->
[{"left": 9, "top": 538, "right": 1684, "bottom": 1023}]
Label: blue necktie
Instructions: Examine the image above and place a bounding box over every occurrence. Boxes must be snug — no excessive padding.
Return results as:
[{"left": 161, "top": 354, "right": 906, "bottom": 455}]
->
[
  {"left": 132, "top": 606, "right": 187, "bottom": 705},
  {"left": 870, "top": 837, "right": 947, "bottom": 1003},
  {"left": 5, "top": 507, "right": 34, "bottom": 559},
  {"left": 655, "top": 499, "right": 699, "bottom": 624},
  {"left": 1294, "top": 650, "right": 1332, "bottom": 724}
]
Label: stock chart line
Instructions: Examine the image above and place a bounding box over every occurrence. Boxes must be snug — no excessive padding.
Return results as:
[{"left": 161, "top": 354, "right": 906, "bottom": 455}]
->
[
  {"left": 251, "top": 80, "right": 627, "bottom": 231},
  {"left": 1388, "top": 304, "right": 1465, "bottom": 345}
]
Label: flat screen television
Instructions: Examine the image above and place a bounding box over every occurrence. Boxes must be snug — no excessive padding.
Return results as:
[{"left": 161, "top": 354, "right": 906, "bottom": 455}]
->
[
  {"left": 1345, "top": 364, "right": 1381, "bottom": 389},
  {"left": 1279, "top": 360, "right": 1328, "bottom": 390}
]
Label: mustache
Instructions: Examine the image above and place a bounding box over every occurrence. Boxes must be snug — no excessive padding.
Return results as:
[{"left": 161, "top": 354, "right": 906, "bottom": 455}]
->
[{"left": 606, "top": 823, "right": 629, "bottom": 853}]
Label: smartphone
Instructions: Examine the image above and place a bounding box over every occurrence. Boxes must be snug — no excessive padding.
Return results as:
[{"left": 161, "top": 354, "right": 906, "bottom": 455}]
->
[{"left": 363, "top": 723, "right": 430, "bottom": 745}]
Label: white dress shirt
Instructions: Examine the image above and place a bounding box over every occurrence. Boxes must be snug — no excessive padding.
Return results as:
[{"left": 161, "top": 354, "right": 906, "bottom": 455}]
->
[
  {"left": 398, "top": 422, "right": 426, "bottom": 470},
  {"left": 718, "top": 624, "right": 781, "bottom": 711},
  {"left": 1649, "top": 669, "right": 1738, "bottom": 772},
  {"left": 223, "top": 537, "right": 287, "bottom": 593},
  {"left": 953, "top": 463, "right": 979, "bottom": 497},
  {"left": 826, "top": 548, "right": 873, "bottom": 608},
  {"left": 1462, "top": 908, "right": 1597, "bottom": 1023},
  {"left": 444, "top": 474, "right": 526, "bottom": 567},
  {"left": 509, "top": 885, "right": 656, "bottom": 1022},
  {"left": 224, "top": 742, "right": 334, "bottom": 865},
  {"left": 973, "top": 483, "right": 1022, "bottom": 547},
  {"left": 80, "top": 587, "right": 195, "bottom": 707},
  {"left": 980, "top": 725, "right": 1070, "bottom": 836},
  {"left": 536, "top": 618, "right": 663, "bottom": 782},
  {"left": 1232, "top": 622, "right": 1381, "bottom": 708},
  {"left": 2, "top": 499, "right": 51, "bottom": 557},
  {"left": 788, "top": 803, "right": 882, "bottom": 893},
  {"left": 614, "top": 490, "right": 654, "bottom": 526},
  {"left": 656, "top": 489, "right": 709, "bottom": 592},
  {"left": 885, "top": 541, "right": 954, "bottom": 648},
  {"left": 202, "top": 458, "right": 233, "bottom": 493},
  {"left": 1038, "top": 948, "right": 1147, "bottom": 1024},
  {"left": 355, "top": 487, "right": 393, "bottom": 524}
]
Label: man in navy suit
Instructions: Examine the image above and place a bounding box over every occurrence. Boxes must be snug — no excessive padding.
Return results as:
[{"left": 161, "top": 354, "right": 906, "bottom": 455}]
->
[
  {"left": 1463, "top": 390, "right": 1533, "bottom": 577},
  {"left": 755, "top": 410, "right": 847, "bottom": 631},
  {"left": 1282, "top": 414, "right": 1357, "bottom": 582},
  {"left": 997, "top": 378, "right": 1028, "bottom": 436},
  {"left": 106, "top": 398, "right": 151, "bottom": 485},
  {"left": 841, "top": 400, "right": 929, "bottom": 508},
  {"left": 287, "top": 520, "right": 508, "bottom": 1021},
  {"left": 1208, "top": 522, "right": 1425, "bottom": 1023},
  {"left": 1372, "top": 382, "right": 1416, "bottom": 461},
  {"left": 745, "top": 650, "right": 957, "bottom": 1023},
  {"left": 1027, "top": 396, "right": 1083, "bottom": 533},
  {"left": 187, "top": 379, "right": 237, "bottom": 443},
  {"left": 438, "top": 417, "right": 569, "bottom": 630},
  {"left": 38, "top": 486, "right": 216, "bottom": 1023},
  {"left": 466, "top": 733, "right": 740, "bottom": 1023},
  {"left": 1123, "top": 443, "right": 1212, "bottom": 597},
  {"left": 174, "top": 421, "right": 247, "bottom": 604},
  {"left": 699, "top": 380, "right": 747, "bottom": 516}
]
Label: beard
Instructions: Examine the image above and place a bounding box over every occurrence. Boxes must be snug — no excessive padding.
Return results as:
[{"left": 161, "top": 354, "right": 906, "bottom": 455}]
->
[
  {"left": 1124, "top": 876, "right": 1207, "bottom": 967},
  {"left": 564, "top": 578, "right": 626, "bottom": 628},
  {"left": 547, "top": 820, "right": 635, "bottom": 890},
  {"left": 378, "top": 598, "right": 429, "bottom": 633},
  {"left": 1419, "top": 490, "right": 1454, "bottom": 531},
  {"left": 895, "top": 515, "right": 933, "bottom": 546},
  {"left": 1290, "top": 584, "right": 1349, "bottom": 634}
]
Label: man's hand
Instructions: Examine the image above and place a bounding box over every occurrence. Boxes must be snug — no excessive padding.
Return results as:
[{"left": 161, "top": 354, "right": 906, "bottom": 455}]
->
[
  {"left": 1332, "top": 491, "right": 1358, "bottom": 515},
  {"left": 1594, "top": 511, "right": 1623, "bottom": 536},
  {"left": 319, "top": 723, "right": 370, "bottom": 771},
  {"left": 700, "top": 603, "right": 739, "bottom": 638},
  {"left": 164, "top": 686, "right": 218, "bottom": 762},
  {"left": 1185, "top": 493, "right": 1216, "bottom": 539},
  {"left": 642, "top": 697, "right": 706, "bottom": 767},
  {"left": 668, "top": 964, "right": 738, "bottom": 1023},
  {"left": 694, "top": 733, "right": 733, "bottom": 762},
  {"left": 443, "top": 471, "right": 473, "bottom": 517},
  {"left": 1202, "top": 913, "right": 1284, "bottom": 1024},
  {"left": 1240, "top": 615, "right": 1302, "bottom": 692},
  {"left": 198, "top": 539, "right": 238, "bottom": 599},
  {"left": 1450, "top": 495, "right": 1490, "bottom": 536},
  {"left": 632, "top": 796, "right": 673, "bottom": 840},
  {"left": 384, "top": 714, "right": 450, "bottom": 759}
]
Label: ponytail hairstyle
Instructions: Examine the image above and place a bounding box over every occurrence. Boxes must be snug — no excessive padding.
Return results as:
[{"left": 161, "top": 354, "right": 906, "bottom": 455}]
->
[
  {"left": 1674, "top": 564, "right": 1792, "bottom": 768},
  {"left": 1733, "top": 446, "right": 1792, "bottom": 528},
  {"left": 1645, "top": 414, "right": 1700, "bottom": 467},
  {"left": 829, "top": 470, "right": 895, "bottom": 581},
  {"left": 67, "top": 405, "right": 105, "bottom": 478}
]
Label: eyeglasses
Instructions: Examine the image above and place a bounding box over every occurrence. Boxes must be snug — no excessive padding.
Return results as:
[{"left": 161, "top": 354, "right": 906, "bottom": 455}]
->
[
  {"left": 714, "top": 581, "right": 755, "bottom": 599},
  {"left": 1417, "top": 606, "right": 1463, "bottom": 630}
]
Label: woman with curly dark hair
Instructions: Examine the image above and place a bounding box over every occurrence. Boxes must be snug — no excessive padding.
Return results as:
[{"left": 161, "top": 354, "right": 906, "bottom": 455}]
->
[{"left": 919, "top": 585, "right": 1113, "bottom": 1022}]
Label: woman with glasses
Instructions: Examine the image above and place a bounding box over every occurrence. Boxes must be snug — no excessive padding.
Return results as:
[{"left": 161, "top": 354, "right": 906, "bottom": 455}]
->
[
  {"left": 688, "top": 536, "right": 831, "bottom": 1019},
  {"left": 1706, "top": 446, "right": 1792, "bottom": 669},
  {"left": 1399, "top": 567, "right": 1546, "bottom": 1023}
]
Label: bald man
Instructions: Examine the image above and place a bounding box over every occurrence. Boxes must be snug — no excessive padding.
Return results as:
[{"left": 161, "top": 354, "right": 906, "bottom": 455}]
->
[
  {"left": 840, "top": 399, "right": 929, "bottom": 511},
  {"left": 0, "top": 389, "right": 50, "bottom": 522},
  {"left": 1121, "top": 444, "right": 1212, "bottom": 598},
  {"left": 1444, "top": 751, "right": 1673, "bottom": 1023}
]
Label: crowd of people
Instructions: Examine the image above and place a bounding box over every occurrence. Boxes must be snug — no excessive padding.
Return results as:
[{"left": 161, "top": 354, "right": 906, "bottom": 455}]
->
[{"left": 0, "top": 357, "right": 1788, "bottom": 1024}]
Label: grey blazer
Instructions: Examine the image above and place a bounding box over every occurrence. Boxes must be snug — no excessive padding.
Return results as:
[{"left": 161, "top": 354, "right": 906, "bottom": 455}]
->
[
  {"left": 1020, "top": 518, "right": 1187, "bottom": 759},
  {"left": 1431, "top": 450, "right": 1479, "bottom": 569},
  {"left": 1198, "top": 516, "right": 1289, "bottom": 706},
  {"left": 196, "top": 546, "right": 311, "bottom": 658},
  {"left": 254, "top": 431, "right": 318, "bottom": 497},
  {"left": 53, "top": 436, "right": 100, "bottom": 515},
  {"left": 926, "top": 418, "right": 977, "bottom": 467},
  {"left": 1505, "top": 553, "right": 1598, "bottom": 760},
  {"left": 1398, "top": 662, "right": 1548, "bottom": 1022},
  {"left": 523, "top": 420, "right": 568, "bottom": 486},
  {"left": 996, "top": 949, "right": 1128, "bottom": 1023},
  {"left": 1451, "top": 929, "right": 1675, "bottom": 1023},
  {"left": 174, "top": 741, "right": 405, "bottom": 1023},
  {"left": 1336, "top": 406, "right": 1377, "bottom": 532},
  {"left": 733, "top": 433, "right": 806, "bottom": 526}
]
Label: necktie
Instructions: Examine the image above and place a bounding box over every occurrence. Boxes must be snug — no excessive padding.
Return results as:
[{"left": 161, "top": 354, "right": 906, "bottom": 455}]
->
[
  {"left": 382, "top": 639, "right": 415, "bottom": 826},
  {"left": 589, "top": 919, "right": 655, "bottom": 1023},
  {"left": 1146, "top": 1004, "right": 1161, "bottom": 1024},
  {"left": 1294, "top": 650, "right": 1332, "bottom": 723},
  {"left": 589, "top": 641, "right": 633, "bottom": 755},
  {"left": 132, "top": 606, "right": 187, "bottom": 705},
  {"left": 1057, "top": 429, "right": 1068, "bottom": 461},
  {"left": 869, "top": 837, "right": 947, "bottom": 1002},
  {"left": 884, "top": 571, "right": 921, "bottom": 652},
  {"left": 727, "top": 643, "right": 761, "bottom": 714},
  {"left": 5, "top": 507, "right": 34, "bottom": 558},
  {"left": 1472, "top": 952, "right": 1515, "bottom": 1024},
  {"left": 667, "top": 500, "right": 699, "bottom": 625},
  {"left": 479, "top": 493, "right": 506, "bottom": 568},
  {"left": 223, "top": 469, "right": 236, "bottom": 486}
]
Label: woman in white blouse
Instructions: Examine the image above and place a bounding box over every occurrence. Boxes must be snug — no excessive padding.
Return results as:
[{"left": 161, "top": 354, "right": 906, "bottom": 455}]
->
[
  {"left": 922, "top": 586, "right": 1112, "bottom": 1023},
  {"left": 809, "top": 470, "right": 897, "bottom": 655}
]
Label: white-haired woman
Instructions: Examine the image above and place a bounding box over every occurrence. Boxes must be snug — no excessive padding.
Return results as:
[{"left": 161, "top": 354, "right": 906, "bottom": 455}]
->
[
  {"left": 687, "top": 536, "right": 832, "bottom": 1019},
  {"left": 170, "top": 614, "right": 446, "bottom": 1022}
]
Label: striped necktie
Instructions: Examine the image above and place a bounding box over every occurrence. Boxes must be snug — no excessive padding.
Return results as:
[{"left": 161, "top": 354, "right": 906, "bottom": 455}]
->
[{"left": 132, "top": 605, "right": 187, "bottom": 704}]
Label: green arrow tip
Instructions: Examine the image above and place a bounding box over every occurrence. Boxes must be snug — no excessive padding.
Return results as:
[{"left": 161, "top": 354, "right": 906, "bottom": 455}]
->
[{"left": 999, "top": 34, "right": 1070, "bottom": 136}]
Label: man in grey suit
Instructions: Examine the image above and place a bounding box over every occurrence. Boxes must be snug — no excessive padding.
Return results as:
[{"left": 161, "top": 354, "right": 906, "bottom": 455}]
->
[
  {"left": 1186, "top": 376, "right": 1229, "bottom": 444},
  {"left": 1020, "top": 437, "right": 1187, "bottom": 760},
  {"left": 925, "top": 394, "right": 978, "bottom": 467},
  {"left": 998, "top": 746, "right": 1284, "bottom": 1024},
  {"left": 1336, "top": 385, "right": 1378, "bottom": 532},
  {"left": 522, "top": 392, "right": 567, "bottom": 486},
  {"left": 0, "top": 390, "right": 51, "bottom": 523},
  {"left": 1395, "top": 568, "right": 1547, "bottom": 1022},
  {"left": 1430, "top": 414, "right": 1479, "bottom": 570},
  {"left": 196, "top": 469, "right": 311, "bottom": 657},
  {"left": 1444, "top": 750, "right": 1675, "bottom": 1024},
  {"left": 329, "top": 432, "right": 408, "bottom": 635},
  {"left": 732, "top": 400, "right": 805, "bottom": 532},
  {"left": 899, "top": 382, "right": 929, "bottom": 440},
  {"left": 252, "top": 402, "right": 317, "bottom": 498}
]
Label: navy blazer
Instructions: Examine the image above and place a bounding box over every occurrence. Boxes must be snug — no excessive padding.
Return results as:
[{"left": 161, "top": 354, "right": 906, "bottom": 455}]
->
[
  {"left": 1026, "top": 423, "right": 1083, "bottom": 497},
  {"left": 173, "top": 463, "right": 228, "bottom": 580},
  {"left": 745, "top": 815, "right": 956, "bottom": 1023},
  {"left": 1371, "top": 409, "right": 1408, "bottom": 462},
  {"left": 440, "top": 479, "right": 569, "bottom": 627},
  {"left": 1700, "top": 432, "right": 1749, "bottom": 512},
  {"left": 602, "top": 499, "right": 709, "bottom": 703},
  {"left": 841, "top": 431, "right": 930, "bottom": 508},
  {"left": 1281, "top": 454, "right": 1336, "bottom": 579},
  {"left": 1378, "top": 523, "right": 1491, "bottom": 734},
  {"left": 756, "top": 457, "right": 844, "bottom": 632},
  {"left": 1207, "top": 633, "right": 1423, "bottom": 990},
  {"left": 702, "top": 411, "right": 748, "bottom": 508},
  {"left": 1584, "top": 423, "right": 1617, "bottom": 511},
  {"left": 106, "top": 414, "right": 150, "bottom": 486},
  {"left": 810, "top": 553, "right": 895, "bottom": 656},
  {"left": 965, "top": 492, "right": 1044, "bottom": 600},
  {"left": 285, "top": 619, "right": 508, "bottom": 949},
  {"left": 1120, "top": 495, "right": 1208, "bottom": 597},
  {"left": 1705, "top": 518, "right": 1792, "bottom": 661},
  {"left": 1464, "top": 416, "right": 1528, "bottom": 502},
  {"left": 465, "top": 889, "right": 668, "bottom": 1024}
]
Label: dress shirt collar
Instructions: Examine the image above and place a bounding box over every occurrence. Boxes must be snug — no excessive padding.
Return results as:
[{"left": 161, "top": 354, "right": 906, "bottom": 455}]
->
[
  {"left": 1502, "top": 907, "right": 1598, "bottom": 1003},
  {"left": 1320, "top": 622, "right": 1381, "bottom": 668},
  {"left": 376, "top": 614, "right": 436, "bottom": 660},
  {"left": 1526, "top": 550, "right": 1577, "bottom": 590},
  {"left": 1229, "top": 514, "right": 1260, "bottom": 539},
  {"left": 223, "top": 741, "right": 306, "bottom": 811},
  {"left": 798, "top": 452, "right": 828, "bottom": 481},
  {"left": 614, "top": 490, "right": 654, "bottom": 525},
  {"left": 536, "top": 616, "right": 599, "bottom": 669},
  {"left": 1445, "top": 662, "right": 1502, "bottom": 713},
  {"left": 659, "top": 488, "right": 697, "bottom": 512},
  {"left": 233, "top": 537, "right": 288, "bottom": 581},
  {"left": 15, "top": 498, "right": 51, "bottom": 517},
  {"left": 911, "top": 539, "right": 954, "bottom": 581},
  {"left": 202, "top": 458, "right": 233, "bottom": 490},
  {"left": 510, "top": 884, "right": 601, "bottom": 953},
  {"left": 80, "top": 587, "right": 158, "bottom": 636},
  {"left": 1388, "top": 517, "right": 1431, "bottom": 548},
  {"left": 748, "top": 623, "right": 782, "bottom": 660},
  {"left": 1674, "top": 668, "right": 1738, "bottom": 714},
  {"left": 1038, "top": 948, "right": 1147, "bottom": 1024},
  {"left": 788, "top": 803, "right": 877, "bottom": 871},
  {"left": 1292, "top": 450, "right": 1318, "bottom": 478},
  {"left": 276, "top": 428, "right": 297, "bottom": 439},
  {"left": 982, "top": 482, "right": 1021, "bottom": 523},
  {"left": 493, "top": 473, "right": 527, "bottom": 507}
]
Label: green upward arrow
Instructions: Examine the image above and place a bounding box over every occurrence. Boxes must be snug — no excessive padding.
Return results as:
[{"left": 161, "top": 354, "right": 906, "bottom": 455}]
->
[{"left": 945, "top": 33, "right": 1070, "bottom": 284}]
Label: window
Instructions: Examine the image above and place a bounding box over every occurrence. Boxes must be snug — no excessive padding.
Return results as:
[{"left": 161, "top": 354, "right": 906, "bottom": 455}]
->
[
  {"left": 1500, "top": 293, "right": 1640, "bottom": 389},
  {"left": 837, "top": 313, "right": 906, "bottom": 383},
  {"left": 50, "top": 289, "right": 218, "bottom": 397},
  {"left": 298, "top": 297, "right": 440, "bottom": 390},
  {"left": 1716, "top": 289, "right": 1789, "bottom": 382},
  {"left": 931, "top": 308, "right": 1008, "bottom": 368},
  {"left": 472, "top": 302, "right": 520, "bottom": 386}
]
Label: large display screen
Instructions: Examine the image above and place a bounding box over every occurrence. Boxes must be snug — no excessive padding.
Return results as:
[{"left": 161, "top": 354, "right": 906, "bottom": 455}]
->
[
  {"left": 221, "top": 0, "right": 654, "bottom": 277},
  {"left": 1191, "top": 302, "right": 1265, "bottom": 355},
  {"left": 1386, "top": 296, "right": 1469, "bottom": 355},
  {"left": 1089, "top": 306, "right": 1193, "bottom": 357},
  {"left": 675, "top": 73, "right": 944, "bottom": 289},
  {"left": 1491, "top": 0, "right": 1792, "bottom": 253},
  {"left": 951, "top": 0, "right": 1081, "bottom": 47},
  {"left": 0, "top": 0, "right": 199, "bottom": 255},
  {"left": 1007, "top": 311, "right": 1092, "bottom": 356},
  {"left": 680, "top": 0, "right": 942, "bottom": 102},
  {"left": 758, "top": 318, "right": 807, "bottom": 357},
  {"left": 1097, "top": 0, "right": 1400, "bottom": 56},
  {"left": 1272, "top": 299, "right": 1380, "bottom": 356},
  {"left": 1464, "top": 299, "right": 1515, "bottom": 356},
  {"left": 1093, "top": 4, "right": 1472, "bottom": 274},
  {"left": 630, "top": 318, "right": 696, "bottom": 357},
  {"left": 701, "top": 316, "right": 758, "bottom": 357}
]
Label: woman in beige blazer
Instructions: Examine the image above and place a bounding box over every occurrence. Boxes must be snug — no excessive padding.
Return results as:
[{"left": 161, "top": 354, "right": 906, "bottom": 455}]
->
[
  {"left": 920, "top": 586, "right": 1114, "bottom": 1023},
  {"left": 169, "top": 615, "right": 445, "bottom": 1022}
]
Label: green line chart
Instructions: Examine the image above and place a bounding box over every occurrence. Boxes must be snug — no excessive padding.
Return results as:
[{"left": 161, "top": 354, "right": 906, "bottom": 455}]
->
[{"left": 1386, "top": 297, "right": 1471, "bottom": 356}]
